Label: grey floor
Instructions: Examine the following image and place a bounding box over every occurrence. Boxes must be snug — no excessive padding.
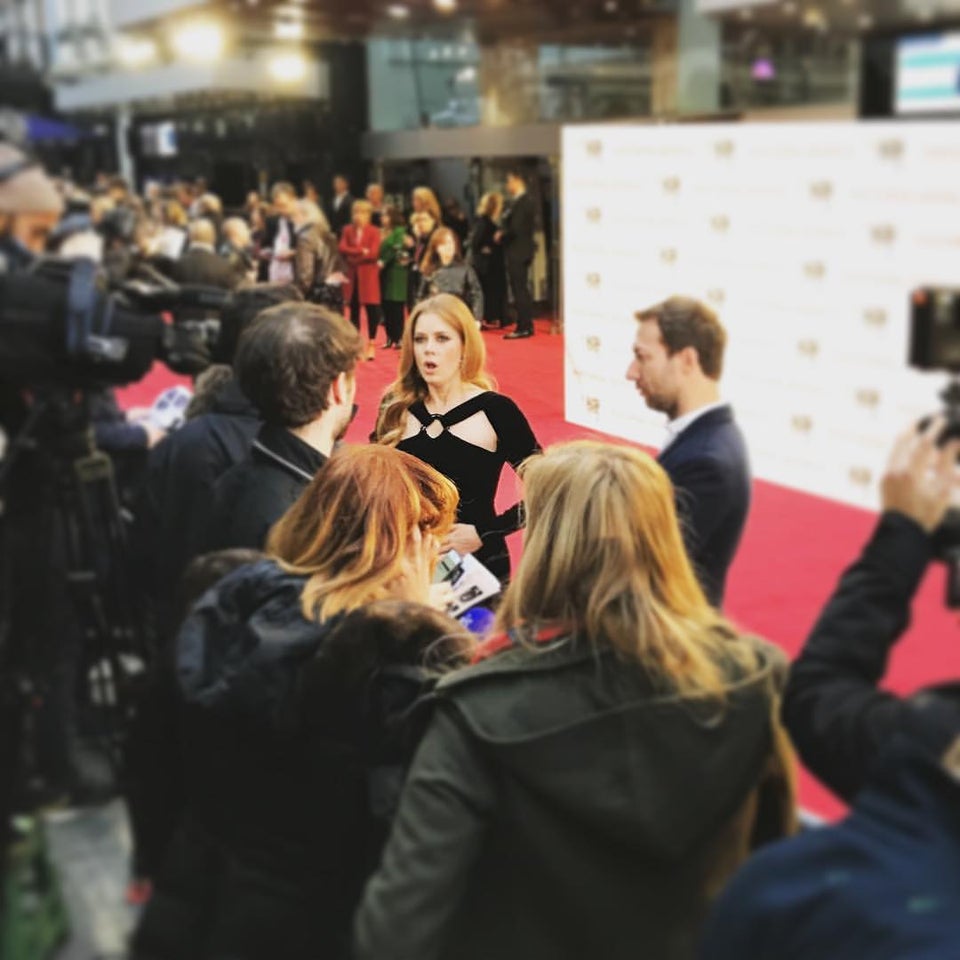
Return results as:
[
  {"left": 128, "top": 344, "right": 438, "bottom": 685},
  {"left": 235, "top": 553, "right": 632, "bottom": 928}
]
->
[{"left": 45, "top": 800, "right": 138, "bottom": 960}]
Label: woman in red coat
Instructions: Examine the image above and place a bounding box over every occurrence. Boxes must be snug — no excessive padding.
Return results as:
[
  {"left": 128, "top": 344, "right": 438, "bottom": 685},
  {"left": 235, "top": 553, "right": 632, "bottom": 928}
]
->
[{"left": 339, "top": 199, "right": 382, "bottom": 361}]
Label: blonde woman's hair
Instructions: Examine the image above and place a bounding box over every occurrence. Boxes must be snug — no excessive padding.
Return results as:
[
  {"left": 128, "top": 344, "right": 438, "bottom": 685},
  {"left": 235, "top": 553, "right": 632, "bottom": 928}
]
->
[
  {"left": 477, "top": 192, "right": 503, "bottom": 220},
  {"left": 351, "top": 199, "right": 373, "bottom": 218},
  {"left": 267, "top": 445, "right": 458, "bottom": 622},
  {"left": 412, "top": 186, "right": 442, "bottom": 223},
  {"left": 297, "top": 199, "right": 331, "bottom": 233},
  {"left": 374, "top": 293, "right": 495, "bottom": 446},
  {"left": 496, "top": 441, "right": 760, "bottom": 701}
]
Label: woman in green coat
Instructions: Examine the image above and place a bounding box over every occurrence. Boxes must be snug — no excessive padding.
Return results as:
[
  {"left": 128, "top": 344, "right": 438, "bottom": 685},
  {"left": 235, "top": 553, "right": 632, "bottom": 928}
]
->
[{"left": 378, "top": 206, "right": 410, "bottom": 349}]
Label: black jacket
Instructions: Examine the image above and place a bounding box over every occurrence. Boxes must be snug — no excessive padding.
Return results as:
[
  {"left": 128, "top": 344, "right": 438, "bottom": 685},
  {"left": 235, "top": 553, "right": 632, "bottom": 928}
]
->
[
  {"left": 329, "top": 193, "right": 355, "bottom": 236},
  {"left": 658, "top": 405, "right": 751, "bottom": 608},
  {"left": 782, "top": 511, "right": 960, "bottom": 803},
  {"left": 468, "top": 215, "right": 503, "bottom": 278},
  {"left": 417, "top": 262, "right": 484, "bottom": 319},
  {"left": 500, "top": 192, "right": 536, "bottom": 264},
  {"left": 132, "top": 563, "right": 448, "bottom": 960},
  {"left": 130, "top": 377, "right": 260, "bottom": 639},
  {"left": 171, "top": 246, "right": 242, "bottom": 289},
  {"left": 355, "top": 633, "right": 793, "bottom": 960},
  {"left": 204, "top": 422, "right": 327, "bottom": 551}
]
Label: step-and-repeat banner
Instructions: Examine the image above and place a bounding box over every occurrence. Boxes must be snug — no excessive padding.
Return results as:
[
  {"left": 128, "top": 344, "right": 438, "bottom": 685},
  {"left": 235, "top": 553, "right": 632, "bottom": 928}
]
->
[{"left": 562, "top": 121, "right": 960, "bottom": 511}]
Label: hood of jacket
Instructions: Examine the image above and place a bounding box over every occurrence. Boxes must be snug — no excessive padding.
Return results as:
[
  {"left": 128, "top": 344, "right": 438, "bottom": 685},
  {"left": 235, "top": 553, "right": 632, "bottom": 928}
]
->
[
  {"left": 436, "top": 635, "right": 783, "bottom": 864},
  {"left": 176, "top": 559, "right": 323, "bottom": 728}
]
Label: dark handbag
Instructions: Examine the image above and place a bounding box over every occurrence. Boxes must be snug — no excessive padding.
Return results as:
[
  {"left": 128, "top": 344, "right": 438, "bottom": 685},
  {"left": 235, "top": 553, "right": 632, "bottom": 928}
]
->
[{"left": 311, "top": 281, "right": 344, "bottom": 312}]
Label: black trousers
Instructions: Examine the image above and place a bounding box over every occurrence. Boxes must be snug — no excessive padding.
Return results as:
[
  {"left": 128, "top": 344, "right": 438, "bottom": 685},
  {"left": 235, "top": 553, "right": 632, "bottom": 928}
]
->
[
  {"left": 382, "top": 301, "right": 405, "bottom": 344},
  {"left": 349, "top": 285, "right": 381, "bottom": 340},
  {"left": 506, "top": 258, "right": 533, "bottom": 334}
]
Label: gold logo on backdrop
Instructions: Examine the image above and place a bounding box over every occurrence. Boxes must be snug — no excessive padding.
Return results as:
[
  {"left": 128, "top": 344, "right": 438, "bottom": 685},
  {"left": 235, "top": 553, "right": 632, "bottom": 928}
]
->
[
  {"left": 791, "top": 415, "right": 813, "bottom": 434},
  {"left": 810, "top": 180, "right": 834, "bottom": 200},
  {"left": 878, "top": 138, "right": 905, "bottom": 160},
  {"left": 797, "top": 339, "right": 819, "bottom": 358},
  {"left": 586, "top": 207, "right": 602, "bottom": 223},
  {"left": 662, "top": 176, "right": 681, "bottom": 194},
  {"left": 586, "top": 140, "right": 603, "bottom": 157},
  {"left": 586, "top": 397, "right": 601, "bottom": 414},
  {"left": 714, "top": 139, "right": 735, "bottom": 158},
  {"left": 586, "top": 273, "right": 601, "bottom": 289},
  {"left": 707, "top": 289, "right": 726, "bottom": 306},
  {"left": 849, "top": 467, "right": 873, "bottom": 487},
  {"left": 855, "top": 388, "right": 880, "bottom": 408},
  {"left": 863, "top": 307, "right": 888, "bottom": 328},
  {"left": 710, "top": 215, "right": 731, "bottom": 233},
  {"left": 586, "top": 336, "right": 601, "bottom": 353},
  {"left": 803, "top": 261, "right": 827, "bottom": 280},
  {"left": 660, "top": 248, "right": 678, "bottom": 265},
  {"left": 871, "top": 224, "right": 897, "bottom": 245}
]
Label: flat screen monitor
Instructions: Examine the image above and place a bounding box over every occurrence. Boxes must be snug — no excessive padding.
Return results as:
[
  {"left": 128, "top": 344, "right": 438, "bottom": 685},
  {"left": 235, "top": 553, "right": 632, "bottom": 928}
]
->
[
  {"left": 140, "top": 121, "right": 178, "bottom": 157},
  {"left": 896, "top": 32, "right": 960, "bottom": 115}
]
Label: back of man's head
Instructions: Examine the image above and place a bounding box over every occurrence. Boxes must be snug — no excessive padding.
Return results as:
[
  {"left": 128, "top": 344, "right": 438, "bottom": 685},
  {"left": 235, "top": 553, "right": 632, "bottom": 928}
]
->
[
  {"left": 234, "top": 302, "right": 362, "bottom": 427},
  {"left": 188, "top": 218, "right": 216, "bottom": 247},
  {"left": 222, "top": 216, "right": 251, "bottom": 248},
  {"left": 635, "top": 296, "right": 727, "bottom": 381},
  {"left": 215, "top": 283, "right": 302, "bottom": 364}
]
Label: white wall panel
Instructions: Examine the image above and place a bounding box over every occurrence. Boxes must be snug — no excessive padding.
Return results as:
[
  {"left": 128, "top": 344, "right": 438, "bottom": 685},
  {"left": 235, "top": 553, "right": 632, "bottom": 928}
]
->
[{"left": 562, "top": 122, "right": 957, "bottom": 510}]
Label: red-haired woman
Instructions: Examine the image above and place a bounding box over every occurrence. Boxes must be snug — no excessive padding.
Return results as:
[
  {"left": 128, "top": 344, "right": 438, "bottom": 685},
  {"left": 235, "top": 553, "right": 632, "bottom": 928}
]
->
[
  {"left": 415, "top": 226, "right": 483, "bottom": 322},
  {"left": 132, "top": 445, "right": 470, "bottom": 960}
]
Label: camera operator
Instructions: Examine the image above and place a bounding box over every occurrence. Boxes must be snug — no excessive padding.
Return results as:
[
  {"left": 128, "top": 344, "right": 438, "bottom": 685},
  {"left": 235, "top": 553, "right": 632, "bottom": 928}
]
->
[
  {"left": 0, "top": 142, "right": 63, "bottom": 271},
  {"left": 701, "top": 421, "right": 960, "bottom": 959}
]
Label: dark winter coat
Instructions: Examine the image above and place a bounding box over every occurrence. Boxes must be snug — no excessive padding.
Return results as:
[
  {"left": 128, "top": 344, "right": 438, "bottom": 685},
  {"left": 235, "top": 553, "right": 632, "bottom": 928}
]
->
[
  {"left": 416, "top": 261, "right": 484, "bottom": 320},
  {"left": 130, "top": 377, "right": 260, "bottom": 640},
  {"left": 132, "top": 563, "right": 458, "bottom": 960},
  {"left": 204, "top": 422, "right": 327, "bottom": 551},
  {"left": 355, "top": 629, "right": 796, "bottom": 960}
]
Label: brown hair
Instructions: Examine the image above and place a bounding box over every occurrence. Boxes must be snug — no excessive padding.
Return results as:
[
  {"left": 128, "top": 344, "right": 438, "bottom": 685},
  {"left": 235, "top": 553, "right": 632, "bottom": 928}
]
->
[
  {"left": 382, "top": 204, "right": 405, "bottom": 231},
  {"left": 635, "top": 296, "right": 727, "bottom": 380},
  {"left": 420, "top": 226, "right": 461, "bottom": 277},
  {"left": 496, "top": 441, "right": 760, "bottom": 701},
  {"left": 374, "top": 294, "right": 495, "bottom": 446},
  {"left": 234, "top": 302, "right": 362, "bottom": 427},
  {"left": 267, "top": 445, "right": 459, "bottom": 621}
]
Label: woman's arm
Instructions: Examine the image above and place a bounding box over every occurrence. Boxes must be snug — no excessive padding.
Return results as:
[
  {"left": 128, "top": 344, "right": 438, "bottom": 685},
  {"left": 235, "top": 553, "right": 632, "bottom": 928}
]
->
[{"left": 354, "top": 706, "right": 494, "bottom": 960}]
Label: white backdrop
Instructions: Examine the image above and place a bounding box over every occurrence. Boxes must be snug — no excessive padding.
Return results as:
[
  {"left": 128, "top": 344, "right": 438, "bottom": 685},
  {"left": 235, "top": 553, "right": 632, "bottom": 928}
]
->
[{"left": 562, "top": 121, "right": 960, "bottom": 511}]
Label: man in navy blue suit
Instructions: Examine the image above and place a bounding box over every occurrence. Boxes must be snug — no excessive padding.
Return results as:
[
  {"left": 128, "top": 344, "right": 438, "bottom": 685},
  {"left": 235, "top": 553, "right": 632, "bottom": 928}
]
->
[{"left": 626, "top": 296, "right": 750, "bottom": 607}]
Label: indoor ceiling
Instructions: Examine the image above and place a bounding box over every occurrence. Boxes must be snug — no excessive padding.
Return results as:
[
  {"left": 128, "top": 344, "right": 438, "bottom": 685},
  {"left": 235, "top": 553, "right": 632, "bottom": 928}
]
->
[{"left": 220, "top": 0, "right": 677, "bottom": 43}]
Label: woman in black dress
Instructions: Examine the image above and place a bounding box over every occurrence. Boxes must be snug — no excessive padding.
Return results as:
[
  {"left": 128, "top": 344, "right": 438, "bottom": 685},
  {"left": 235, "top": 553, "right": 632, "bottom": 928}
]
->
[
  {"left": 374, "top": 293, "right": 539, "bottom": 581},
  {"left": 468, "top": 192, "right": 506, "bottom": 328}
]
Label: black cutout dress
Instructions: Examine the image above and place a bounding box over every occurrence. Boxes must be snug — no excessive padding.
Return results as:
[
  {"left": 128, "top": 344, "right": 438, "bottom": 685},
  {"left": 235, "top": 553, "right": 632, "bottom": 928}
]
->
[{"left": 398, "top": 392, "right": 540, "bottom": 581}]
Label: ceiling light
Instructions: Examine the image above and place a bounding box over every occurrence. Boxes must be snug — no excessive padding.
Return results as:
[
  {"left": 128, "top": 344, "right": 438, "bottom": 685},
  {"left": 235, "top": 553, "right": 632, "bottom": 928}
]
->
[
  {"left": 858, "top": 12, "right": 874, "bottom": 28},
  {"left": 275, "top": 20, "right": 304, "bottom": 40},
  {"left": 171, "top": 21, "right": 225, "bottom": 62},
  {"left": 387, "top": 3, "right": 410, "bottom": 17},
  {"left": 604, "top": 0, "right": 618, "bottom": 11},
  {"left": 268, "top": 51, "right": 307, "bottom": 83},
  {"left": 117, "top": 36, "right": 157, "bottom": 67},
  {"left": 434, "top": 0, "right": 458, "bottom": 10}
]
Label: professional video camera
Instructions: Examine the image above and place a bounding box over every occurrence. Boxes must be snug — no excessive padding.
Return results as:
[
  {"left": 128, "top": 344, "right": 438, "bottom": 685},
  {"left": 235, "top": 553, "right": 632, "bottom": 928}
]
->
[
  {"left": 0, "top": 254, "right": 231, "bottom": 831},
  {"left": 909, "top": 287, "right": 960, "bottom": 605}
]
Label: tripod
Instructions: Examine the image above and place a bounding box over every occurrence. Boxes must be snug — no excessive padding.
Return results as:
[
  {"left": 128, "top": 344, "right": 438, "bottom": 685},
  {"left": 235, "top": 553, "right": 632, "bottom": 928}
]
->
[{"left": 0, "top": 386, "right": 147, "bottom": 871}]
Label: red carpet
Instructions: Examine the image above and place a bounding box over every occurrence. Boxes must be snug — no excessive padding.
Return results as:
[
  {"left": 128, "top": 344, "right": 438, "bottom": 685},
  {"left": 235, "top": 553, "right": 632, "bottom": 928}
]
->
[{"left": 120, "top": 317, "right": 960, "bottom": 820}]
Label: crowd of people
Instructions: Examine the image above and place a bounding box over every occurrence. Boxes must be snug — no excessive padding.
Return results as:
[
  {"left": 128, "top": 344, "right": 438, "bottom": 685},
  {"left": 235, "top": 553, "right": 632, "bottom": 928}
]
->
[{"left": 2, "top": 141, "right": 960, "bottom": 958}]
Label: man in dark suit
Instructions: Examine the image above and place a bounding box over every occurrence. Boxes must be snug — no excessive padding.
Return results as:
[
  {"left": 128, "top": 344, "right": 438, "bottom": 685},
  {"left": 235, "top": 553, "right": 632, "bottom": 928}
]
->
[
  {"left": 258, "top": 181, "right": 298, "bottom": 284},
  {"left": 329, "top": 174, "right": 355, "bottom": 237},
  {"left": 626, "top": 296, "right": 750, "bottom": 607},
  {"left": 171, "top": 218, "right": 242, "bottom": 289},
  {"left": 498, "top": 168, "right": 536, "bottom": 340}
]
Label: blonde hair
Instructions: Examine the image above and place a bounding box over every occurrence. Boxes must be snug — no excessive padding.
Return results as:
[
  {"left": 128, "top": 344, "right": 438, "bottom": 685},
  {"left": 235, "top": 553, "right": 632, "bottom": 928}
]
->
[
  {"left": 374, "top": 294, "right": 495, "bottom": 446},
  {"left": 477, "top": 192, "right": 503, "bottom": 220},
  {"left": 497, "top": 441, "right": 760, "bottom": 701},
  {"left": 351, "top": 199, "right": 373, "bottom": 218},
  {"left": 267, "top": 445, "right": 458, "bottom": 622},
  {"left": 412, "top": 186, "right": 442, "bottom": 223}
]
